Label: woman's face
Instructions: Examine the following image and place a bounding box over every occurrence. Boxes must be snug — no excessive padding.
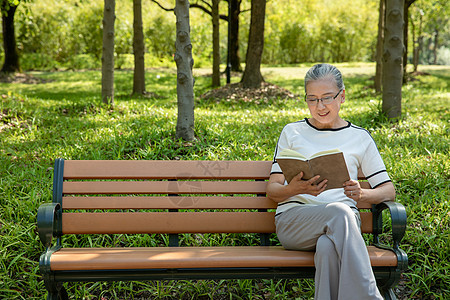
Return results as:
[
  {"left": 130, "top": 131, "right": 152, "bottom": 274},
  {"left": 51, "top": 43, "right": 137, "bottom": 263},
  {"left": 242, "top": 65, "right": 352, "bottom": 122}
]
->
[{"left": 305, "top": 78, "right": 345, "bottom": 129}]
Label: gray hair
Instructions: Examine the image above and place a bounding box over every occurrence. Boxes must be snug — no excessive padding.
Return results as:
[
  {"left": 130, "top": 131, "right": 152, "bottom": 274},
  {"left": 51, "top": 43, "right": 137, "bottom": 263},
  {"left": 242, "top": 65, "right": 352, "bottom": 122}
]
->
[{"left": 304, "top": 63, "right": 345, "bottom": 92}]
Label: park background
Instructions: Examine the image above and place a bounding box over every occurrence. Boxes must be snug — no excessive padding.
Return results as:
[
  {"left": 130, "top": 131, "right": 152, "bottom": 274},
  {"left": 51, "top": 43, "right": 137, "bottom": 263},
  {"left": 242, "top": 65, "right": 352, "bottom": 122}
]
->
[{"left": 0, "top": 0, "right": 449, "bottom": 299}]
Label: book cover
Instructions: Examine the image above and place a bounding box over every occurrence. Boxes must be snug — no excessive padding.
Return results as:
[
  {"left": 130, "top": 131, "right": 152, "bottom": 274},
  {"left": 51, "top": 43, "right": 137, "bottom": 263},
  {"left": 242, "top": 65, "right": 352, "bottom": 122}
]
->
[{"left": 275, "top": 149, "right": 350, "bottom": 190}]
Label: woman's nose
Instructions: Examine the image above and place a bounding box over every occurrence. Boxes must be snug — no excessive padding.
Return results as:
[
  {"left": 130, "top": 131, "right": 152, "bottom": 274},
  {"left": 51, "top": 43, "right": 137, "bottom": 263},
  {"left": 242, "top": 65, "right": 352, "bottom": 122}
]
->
[{"left": 317, "top": 100, "right": 326, "bottom": 108}]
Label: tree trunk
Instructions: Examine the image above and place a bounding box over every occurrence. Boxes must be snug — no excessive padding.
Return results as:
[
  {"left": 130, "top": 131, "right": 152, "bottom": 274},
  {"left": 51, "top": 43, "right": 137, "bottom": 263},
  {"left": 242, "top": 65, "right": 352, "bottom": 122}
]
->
[
  {"left": 402, "top": 0, "right": 417, "bottom": 84},
  {"left": 241, "top": 0, "right": 266, "bottom": 89},
  {"left": 412, "top": 11, "right": 423, "bottom": 72},
  {"left": 410, "top": 13, "right": 415, "bottom": 67},
  {"left": 1, "top": 2, "right": 20, "bottom": 73},
  {"left": 175, "top": 0, "right": 195, "bottom": 141},
  {"left": 433, "top": 28, "right": 438, "bottom": 65},
  {"left": 212, "top": 0, "right": 220, "bottom": 87},
  {"left": 101, "top": 0, "right": 116, "bottom": 106},
  {"left": 133, "top": 0, "right": 146, "bottom": 95},
  {"left": 375, "top": 0, "right": 385, "bottom": 93},
  {"left": 382, "top": 0, "right": 404, "bottom": 119},
  {"left": 229, "top": 0, "right": 241, "bottom": 72}
]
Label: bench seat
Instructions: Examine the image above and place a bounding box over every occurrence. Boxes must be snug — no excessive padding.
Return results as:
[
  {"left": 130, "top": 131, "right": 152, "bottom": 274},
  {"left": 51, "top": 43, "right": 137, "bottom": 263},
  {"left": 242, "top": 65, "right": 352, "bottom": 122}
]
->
[{"left": 49, "top": 246, "right": 398, "bottom": 271}]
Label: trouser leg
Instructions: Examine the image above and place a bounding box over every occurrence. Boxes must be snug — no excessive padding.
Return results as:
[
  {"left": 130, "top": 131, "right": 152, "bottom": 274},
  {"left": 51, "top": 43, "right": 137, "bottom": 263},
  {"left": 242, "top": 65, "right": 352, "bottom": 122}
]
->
[
  {"left": 314, "top": 235, "right": 340, "bottom": 300},
  {"left": 275, "top": 202, "right": 383, "bottom": 300}
]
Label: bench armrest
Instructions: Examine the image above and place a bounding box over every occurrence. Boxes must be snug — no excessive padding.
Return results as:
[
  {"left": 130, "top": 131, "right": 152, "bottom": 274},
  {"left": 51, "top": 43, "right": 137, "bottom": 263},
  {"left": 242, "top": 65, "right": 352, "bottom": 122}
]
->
[
  {"left": 373, "top": 201, "right": 407, "bottom": 248},
  {"left": 37, "top": 203, "right": 62, "bottom": 248},
  {"left": 372, "top": 201, "right": 408, "bottom": 271}
]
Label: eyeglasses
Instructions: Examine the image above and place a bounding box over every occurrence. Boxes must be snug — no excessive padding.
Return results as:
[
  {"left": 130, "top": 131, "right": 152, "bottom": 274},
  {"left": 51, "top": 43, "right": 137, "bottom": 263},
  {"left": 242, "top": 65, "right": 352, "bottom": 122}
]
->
[{"left": 305, "top": 89, "right": 342, "bottom": 106}]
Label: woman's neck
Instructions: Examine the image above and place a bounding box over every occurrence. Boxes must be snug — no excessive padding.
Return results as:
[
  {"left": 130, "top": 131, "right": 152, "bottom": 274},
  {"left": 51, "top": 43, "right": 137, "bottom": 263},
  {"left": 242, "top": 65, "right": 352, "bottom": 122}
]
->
[{"left": 308, "top": 117, "right": 348, "bottom": 129}]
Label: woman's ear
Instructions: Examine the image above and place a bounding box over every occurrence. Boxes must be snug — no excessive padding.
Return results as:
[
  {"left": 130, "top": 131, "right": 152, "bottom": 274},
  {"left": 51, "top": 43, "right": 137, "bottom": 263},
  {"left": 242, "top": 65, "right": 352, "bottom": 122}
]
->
[{"left": 340, "top": 89, "right": 346, "bottom": 103}]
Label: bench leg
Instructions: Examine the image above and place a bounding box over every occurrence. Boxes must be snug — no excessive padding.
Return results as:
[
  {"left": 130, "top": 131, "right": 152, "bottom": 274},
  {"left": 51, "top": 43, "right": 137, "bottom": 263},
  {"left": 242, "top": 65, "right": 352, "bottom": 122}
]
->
[
  {"left": 46, "top": 283, "right": 68, "bottom": 300},
  {"left": 380, "top": 288, "right": 397, "bottom": 300}
]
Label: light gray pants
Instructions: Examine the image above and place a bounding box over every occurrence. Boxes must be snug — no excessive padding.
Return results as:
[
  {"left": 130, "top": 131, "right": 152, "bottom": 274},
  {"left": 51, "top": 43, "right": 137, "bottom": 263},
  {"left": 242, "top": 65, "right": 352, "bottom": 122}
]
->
[{"left": 275, "top": 202, "right": 383, "bottom": 300}]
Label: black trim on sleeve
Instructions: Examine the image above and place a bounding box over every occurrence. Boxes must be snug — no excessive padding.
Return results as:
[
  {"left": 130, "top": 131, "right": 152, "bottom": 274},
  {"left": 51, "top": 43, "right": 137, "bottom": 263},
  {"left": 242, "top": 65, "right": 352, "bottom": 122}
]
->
[
  {"left": 366, "top": 169, "right": 387, "bottom": 179},
  {"left": 270, "top": 171, "right": 284, "bottom": 175},
  {"left": 371, "top": 180, "right": 392, "bottom": 189},
  {"left": 277, "top": 200, "right": 305, "bottom": 206}
]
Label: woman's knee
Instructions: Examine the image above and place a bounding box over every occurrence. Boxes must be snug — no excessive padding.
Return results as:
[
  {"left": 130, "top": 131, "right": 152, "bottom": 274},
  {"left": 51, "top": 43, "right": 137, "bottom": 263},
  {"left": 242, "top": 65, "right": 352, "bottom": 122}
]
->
[
  {"left": 316, "top": 235, "right": 335, "bottom": 253},
  {"left": 325, "top": 202, "right": 354, "bottom": 217},
  {"left": 324, "top": 202, "right": 360, "bottom": 230},
  {"left": 315, "top": 235, "right": 338, "bottom": 260}
]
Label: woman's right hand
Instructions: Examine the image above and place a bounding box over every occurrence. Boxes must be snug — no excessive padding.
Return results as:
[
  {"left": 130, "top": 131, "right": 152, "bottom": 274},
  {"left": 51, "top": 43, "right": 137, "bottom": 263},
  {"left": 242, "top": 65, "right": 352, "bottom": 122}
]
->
[
  {"left": 288, "top": 172, "right": 327, "bottom": 196},
  {"left": 266, "top": 172, "right": 327, "bottom": 203}
]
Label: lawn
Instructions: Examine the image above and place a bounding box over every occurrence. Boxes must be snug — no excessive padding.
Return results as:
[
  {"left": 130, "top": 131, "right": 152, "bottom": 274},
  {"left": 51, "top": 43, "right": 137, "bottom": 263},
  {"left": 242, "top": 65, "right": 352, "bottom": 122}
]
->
[{"left": 0, "top": 63, "right": 449, "bottom": 299}]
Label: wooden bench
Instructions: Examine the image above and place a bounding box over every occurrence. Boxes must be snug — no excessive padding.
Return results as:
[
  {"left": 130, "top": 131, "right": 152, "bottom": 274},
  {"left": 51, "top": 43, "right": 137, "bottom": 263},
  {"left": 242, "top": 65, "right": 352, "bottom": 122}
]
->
[{"left": 38, "top": 159, "right": 407, "bottom": 300}]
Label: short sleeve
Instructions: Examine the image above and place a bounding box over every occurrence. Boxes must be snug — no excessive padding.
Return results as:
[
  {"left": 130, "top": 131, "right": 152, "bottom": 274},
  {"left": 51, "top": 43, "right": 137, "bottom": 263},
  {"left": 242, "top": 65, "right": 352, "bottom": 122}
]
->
[
  {"left": 270, "top": 126, "right": 290, "bottom": 175},
  {"left": 361, "top": 137, "right": 391, "bottom": 189}
]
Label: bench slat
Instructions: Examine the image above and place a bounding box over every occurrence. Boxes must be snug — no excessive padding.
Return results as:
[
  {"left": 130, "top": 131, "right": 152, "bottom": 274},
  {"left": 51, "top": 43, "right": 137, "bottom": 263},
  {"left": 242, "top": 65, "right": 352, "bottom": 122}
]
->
[
  {"left": 61, "top": 211, "right": 373, "bottom": 234},
  {"left": 63, "top": 181, "right": 268, "bottom": 195},
  {"left": 62, "top": 196, "right": 372, "bottom": 210},
  {"left": 62, "top": 196, "right": 277, "bottom": 210},
  {"left": 49, "top": 246, "right": 397, "bottom": 271},
  {"left": 63, "top": 160, "right": 272, "bottom": 180},
  {"left": 62, "top": 212, "right": 276, "bottom": 234}
]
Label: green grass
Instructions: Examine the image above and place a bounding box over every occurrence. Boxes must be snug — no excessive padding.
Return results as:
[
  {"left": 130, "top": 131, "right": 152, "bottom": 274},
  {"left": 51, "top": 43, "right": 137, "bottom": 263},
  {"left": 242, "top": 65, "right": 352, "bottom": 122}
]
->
[{"left": 0, "top": 63, "right": 449, "bottom": 299}]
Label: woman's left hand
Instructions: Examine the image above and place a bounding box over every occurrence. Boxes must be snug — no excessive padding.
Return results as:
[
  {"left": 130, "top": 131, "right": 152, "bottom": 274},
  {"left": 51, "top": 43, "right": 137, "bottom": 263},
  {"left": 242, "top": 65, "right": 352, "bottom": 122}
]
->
[{"left": 343, "top": 180, "right": 362, "bottom": 201}]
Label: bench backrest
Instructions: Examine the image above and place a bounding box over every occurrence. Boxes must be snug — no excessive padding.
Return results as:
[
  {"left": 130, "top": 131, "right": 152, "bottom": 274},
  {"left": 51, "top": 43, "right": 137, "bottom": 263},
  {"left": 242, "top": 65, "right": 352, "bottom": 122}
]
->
[{"left": 53, "top": 159, "right": 374, "bottom": 244}]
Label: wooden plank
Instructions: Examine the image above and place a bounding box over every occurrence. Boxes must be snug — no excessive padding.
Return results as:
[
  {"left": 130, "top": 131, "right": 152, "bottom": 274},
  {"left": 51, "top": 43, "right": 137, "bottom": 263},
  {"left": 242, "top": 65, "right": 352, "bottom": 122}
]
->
[
  {"left": 62, "top": 212, "right": 276, "bottom": 234},
  {"left": 360, "top": 211, "right": 373, "bottom": 233},
  {"left": 63, "top": 160, "right": 272, "bottom": 180},
  {"left": 62, "top": 211, "right": 372, "bottom": 234},
  {"left": 356, "top": 202, "right": 372, "bottom": 210},
  {"left": 62, "top": 196, "right": 278, "bottom": 210},
  {"left": 49, "top": 245, "right": 397, "bottom": 271},
  {"left": 63, "top": 181, "right": 268, "bottom": 195}
]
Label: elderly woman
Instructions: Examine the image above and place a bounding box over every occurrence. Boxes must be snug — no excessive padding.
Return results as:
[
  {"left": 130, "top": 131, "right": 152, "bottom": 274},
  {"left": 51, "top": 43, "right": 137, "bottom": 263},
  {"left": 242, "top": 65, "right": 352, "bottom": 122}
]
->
[{"left": 266, "top": 63, "right": 395, "bottom": 300}]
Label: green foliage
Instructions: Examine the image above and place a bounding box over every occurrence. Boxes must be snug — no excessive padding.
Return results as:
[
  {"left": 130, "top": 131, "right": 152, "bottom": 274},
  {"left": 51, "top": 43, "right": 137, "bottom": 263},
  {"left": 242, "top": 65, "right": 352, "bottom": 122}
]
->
[
  {"left": 145, "top": 15, "right": 176, "bottom": 60},
  {"left": 0, "top": 64, "right": 449, "bottom": 299},
  {"left": 264, "top": 0, "right": 378, "bottom": 64},
  {"left": 408, "top": 0, "right": 450, "bottom": 65},
  {"left": 5, "top": 0, "right": 387, "bottom": 71},
  {"left": 16, "top": 0, "right": 104, "bottom": 61},
  {"left": 11, "top": 0, "right": 450, "bottom": 70}
]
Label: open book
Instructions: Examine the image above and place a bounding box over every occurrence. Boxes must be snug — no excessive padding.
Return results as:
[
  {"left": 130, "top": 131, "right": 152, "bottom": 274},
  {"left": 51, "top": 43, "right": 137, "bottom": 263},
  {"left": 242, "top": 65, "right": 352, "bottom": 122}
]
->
[{"left": 276, "top": 149, "right": 350, "bottom": 190}]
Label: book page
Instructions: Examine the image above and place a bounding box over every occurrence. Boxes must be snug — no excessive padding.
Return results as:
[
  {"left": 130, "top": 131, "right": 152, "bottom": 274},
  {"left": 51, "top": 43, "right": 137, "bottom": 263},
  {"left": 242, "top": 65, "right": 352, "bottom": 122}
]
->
[
  {"left": 277, "top": 149, "right": 308, "bottom": 160},
  {"left": 309, "top": 148, "right": 341, "bottom": 159}
]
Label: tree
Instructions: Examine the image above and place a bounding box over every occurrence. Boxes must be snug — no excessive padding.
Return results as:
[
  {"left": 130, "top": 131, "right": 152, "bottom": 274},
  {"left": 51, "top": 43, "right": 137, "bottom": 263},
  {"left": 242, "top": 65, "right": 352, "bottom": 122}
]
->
[
  {"left": 212, "top": 0, "right": 220, "bottom": 87},
  {"left": 410, "top": 7, "right": 424, "bottom": 72},
  {"left": 228, "top": 0, "right": 241, "bottom": 72},
  {"left": 241, "top": 0, "right": 265, "bottom": 88},
  {"left": 374, "top": 0, "right": 385, "bottom": 93},
  {"left": 1, "top": 0, "right": 20, "bottom": 73},
  {"left": 101, "top": 0, "right": 115, "bottom": 106},
  {"left": 402, "top": 0, "right": 417, "bottom": 83},
  {"left": 174, "top": 0, "right": 195, "bottom": 141},
  {"left": 133, "top": 0, "right": 146, "bottom": 95},
  {"left": 382, "top": 0, "right": 404, "bottom": 119}
]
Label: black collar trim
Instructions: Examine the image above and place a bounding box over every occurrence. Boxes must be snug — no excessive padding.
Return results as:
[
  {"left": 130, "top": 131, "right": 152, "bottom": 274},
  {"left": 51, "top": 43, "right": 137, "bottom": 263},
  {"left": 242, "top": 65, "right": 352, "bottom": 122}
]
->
[{"left": 305, "top": 118, "right": 351, "bottom": 131}]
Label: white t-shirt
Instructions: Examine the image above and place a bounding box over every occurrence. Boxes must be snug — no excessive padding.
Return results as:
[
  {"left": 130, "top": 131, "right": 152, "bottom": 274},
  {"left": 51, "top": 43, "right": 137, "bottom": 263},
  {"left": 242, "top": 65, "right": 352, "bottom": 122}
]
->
[{"left": 271, "top": 118, "right": 392, "bottom": 215}]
